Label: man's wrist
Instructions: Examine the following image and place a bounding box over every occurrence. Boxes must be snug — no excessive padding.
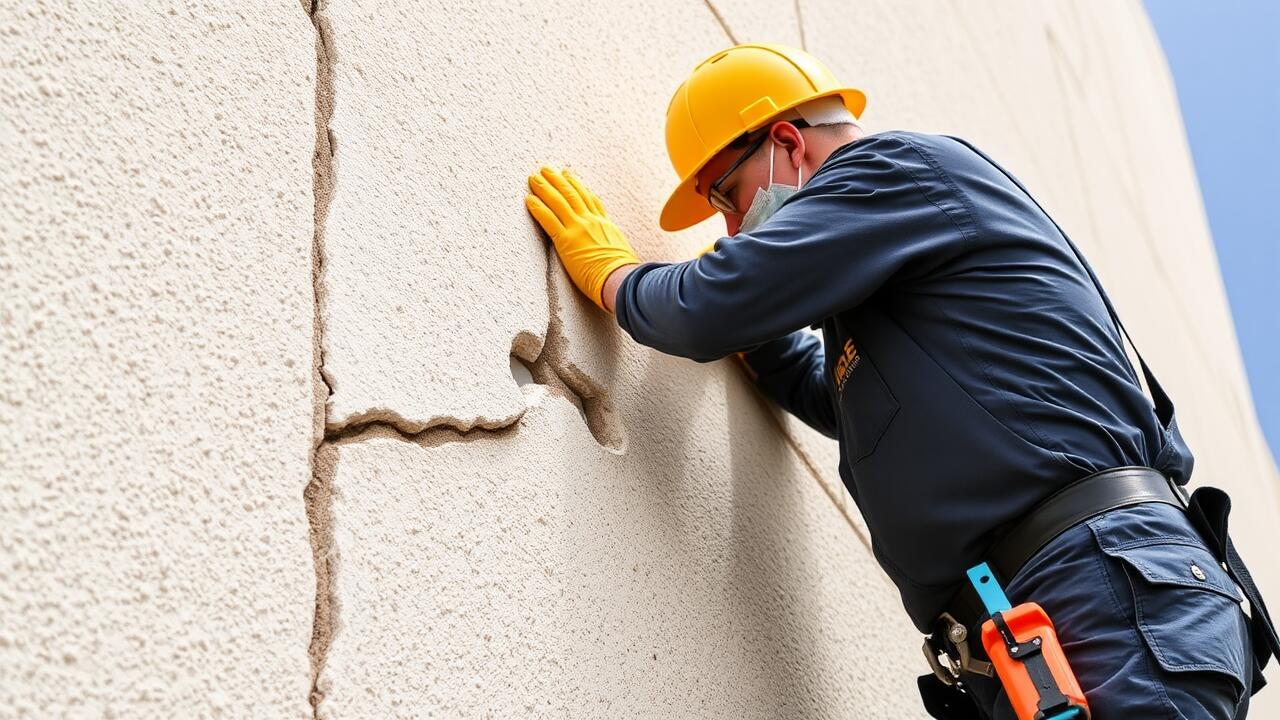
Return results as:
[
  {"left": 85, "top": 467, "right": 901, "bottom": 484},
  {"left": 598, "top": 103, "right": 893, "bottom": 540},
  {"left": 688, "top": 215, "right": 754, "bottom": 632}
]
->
[{"left": 601, "top": 263, "right": 640, "bottom": 314}]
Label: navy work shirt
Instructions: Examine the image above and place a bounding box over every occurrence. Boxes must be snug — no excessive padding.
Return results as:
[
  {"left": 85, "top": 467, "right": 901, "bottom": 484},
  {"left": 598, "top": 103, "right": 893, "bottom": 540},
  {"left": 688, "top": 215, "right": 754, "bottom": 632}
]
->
[{"left": 614, "top": 130, "right": 1195, "bottom": 632}]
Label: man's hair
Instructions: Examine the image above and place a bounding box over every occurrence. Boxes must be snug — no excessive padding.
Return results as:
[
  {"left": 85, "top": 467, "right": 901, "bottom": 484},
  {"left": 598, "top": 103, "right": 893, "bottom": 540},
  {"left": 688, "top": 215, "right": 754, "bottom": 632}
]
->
[{"left": 727, "top": 118, "right": 861, "bottom": 150}]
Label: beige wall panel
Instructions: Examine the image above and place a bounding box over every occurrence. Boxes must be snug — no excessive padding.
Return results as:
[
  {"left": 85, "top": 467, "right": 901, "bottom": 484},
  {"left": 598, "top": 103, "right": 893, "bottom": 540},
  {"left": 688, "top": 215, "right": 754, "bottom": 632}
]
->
[
  {"left": 317, "top": 387, "right": 921, "bottom": 718},
  {"left": 317, "top": 0, "right": 733, "bottom": 433},
  {"left": 0, "top": 2, "right": 317, "bottom": 716}
]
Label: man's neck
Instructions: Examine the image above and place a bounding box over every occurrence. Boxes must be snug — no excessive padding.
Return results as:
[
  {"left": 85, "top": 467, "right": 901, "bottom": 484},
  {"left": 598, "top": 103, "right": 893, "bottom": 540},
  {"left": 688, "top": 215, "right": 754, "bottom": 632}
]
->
[{"left": 805, "top": 125, "right": 867, "bottom": 168}]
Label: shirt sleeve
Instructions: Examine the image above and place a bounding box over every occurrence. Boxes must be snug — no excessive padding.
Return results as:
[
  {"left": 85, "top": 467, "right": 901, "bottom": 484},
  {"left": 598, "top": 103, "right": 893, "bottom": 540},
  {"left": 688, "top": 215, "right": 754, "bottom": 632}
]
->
[
  {"left": 613, "top": 134, "right": 975, "bottom": 362},
  {"left": 742, "top": 330, "right": 837, "bottom": 439}
]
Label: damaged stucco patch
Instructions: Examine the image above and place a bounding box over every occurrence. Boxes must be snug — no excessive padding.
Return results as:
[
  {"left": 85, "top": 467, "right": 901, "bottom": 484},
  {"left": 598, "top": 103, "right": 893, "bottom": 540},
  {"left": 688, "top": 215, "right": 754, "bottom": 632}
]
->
[
  {"left": 301, "top": 5, "right": 565, "bottom": 713},
  {"left": 527, "top": 257, "right": 628, "bottom": 452},
  {"left": 313, "top": 0, "right": 553, "bottom": 435}
]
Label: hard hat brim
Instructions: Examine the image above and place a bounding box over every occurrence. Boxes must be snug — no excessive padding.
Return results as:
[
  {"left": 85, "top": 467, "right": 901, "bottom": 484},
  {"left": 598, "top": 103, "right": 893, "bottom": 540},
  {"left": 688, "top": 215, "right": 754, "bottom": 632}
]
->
[{"left": 659, "top": 87, "right": 866, "bottom": 232}]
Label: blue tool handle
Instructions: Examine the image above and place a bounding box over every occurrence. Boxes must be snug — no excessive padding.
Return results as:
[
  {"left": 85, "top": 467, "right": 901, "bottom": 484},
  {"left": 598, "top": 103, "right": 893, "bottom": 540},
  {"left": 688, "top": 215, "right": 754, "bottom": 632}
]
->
[
  {"left": 967, "top": 562, "right": 1013, "bottom": 614},
  {"left": 1042, "top": 709, "right": 1085, "bottom": 720}
]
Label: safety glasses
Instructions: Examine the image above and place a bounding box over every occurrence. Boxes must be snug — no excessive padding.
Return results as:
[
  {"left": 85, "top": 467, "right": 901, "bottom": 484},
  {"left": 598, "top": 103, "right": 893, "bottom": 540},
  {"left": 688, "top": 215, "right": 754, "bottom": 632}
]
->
[
  {"left": 706, "top": 119, "right": 808, "bottom": 214},
  {"left": 707, "top": 131, "right": 768, "bottom": 214}
]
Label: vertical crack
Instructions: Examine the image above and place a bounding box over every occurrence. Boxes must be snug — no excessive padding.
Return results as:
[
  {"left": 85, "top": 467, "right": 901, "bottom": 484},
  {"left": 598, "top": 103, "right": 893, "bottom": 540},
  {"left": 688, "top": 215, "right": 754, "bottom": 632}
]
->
[
  {"left": 761, "top": 397, "right": 872, "bottom": 553},
  {"left": 303, "top": 0, "right": 337, "bottom": 716},
  {"left": 794, "top": 0, "right": 807, "bottom": 51},
  {"left": 701, "top": 0, "right": 739, "bottom": 45},
  {"left": 304, "top": 444, "right": 338, "bottom": 717}
]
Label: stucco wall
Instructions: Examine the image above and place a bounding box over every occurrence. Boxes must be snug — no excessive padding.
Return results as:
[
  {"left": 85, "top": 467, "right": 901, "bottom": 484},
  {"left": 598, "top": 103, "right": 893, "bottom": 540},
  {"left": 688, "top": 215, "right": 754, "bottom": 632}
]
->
[
  {"left": 0, "top": 2, "right": 317, "bottom": 716},
  {"left": 3, "top": 0, "right": 1276, "bottom": 718}
]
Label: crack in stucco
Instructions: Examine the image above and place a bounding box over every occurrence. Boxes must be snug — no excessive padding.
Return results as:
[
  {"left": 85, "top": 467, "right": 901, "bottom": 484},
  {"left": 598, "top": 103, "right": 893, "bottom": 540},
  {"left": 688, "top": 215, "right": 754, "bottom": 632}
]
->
[
  {"left": 304, "top": 443, "right": 338, "bottom": 718},
  {"left": 531, "top": 257, "right": 627, "bottom": 453},
  {"left": 295, "top": 6, "right": 592, "bottom": 702},
  {"left": 303, "top": 0, "right": 337, "bottom": 716},
  {"left": 735, "top": 372, "right": 872, "bottom": 553},
  {"left": 527, "top": 350, "right": 625, "bottom": 453},
  {"left": 701, "top": 0, "right": 739, "bottom": 45},
  {"left": 327, "top": 404, "right": 528, "bottom": 438},
  {"left": 318, "top": 334, "right": 542, "bottom": 437},
  {"left": 794, "top": 0, "right": 807, "bottom": 50},
  {"left": 325, "top": 412, "right": 525, "bottom": 449}
]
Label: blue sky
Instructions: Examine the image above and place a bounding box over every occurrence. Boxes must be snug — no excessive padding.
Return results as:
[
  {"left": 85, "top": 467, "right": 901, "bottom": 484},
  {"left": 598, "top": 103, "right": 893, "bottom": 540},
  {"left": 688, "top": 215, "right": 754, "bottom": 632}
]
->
[{"left": 1145, "top": 1, "right": 1280, "bottom": 466}]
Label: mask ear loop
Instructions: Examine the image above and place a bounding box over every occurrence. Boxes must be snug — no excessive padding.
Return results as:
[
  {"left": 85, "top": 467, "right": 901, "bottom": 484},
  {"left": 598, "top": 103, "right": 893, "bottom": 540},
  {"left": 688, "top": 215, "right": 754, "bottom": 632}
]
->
[
  {"left": 767, "top": 138, "right": 775, "bottom": 187},
  {"left": 795, "top": 132, "right": 804, "bottom": 187},
  {"left": 765, "top": 135, "right": 804, "bottom": 189}
]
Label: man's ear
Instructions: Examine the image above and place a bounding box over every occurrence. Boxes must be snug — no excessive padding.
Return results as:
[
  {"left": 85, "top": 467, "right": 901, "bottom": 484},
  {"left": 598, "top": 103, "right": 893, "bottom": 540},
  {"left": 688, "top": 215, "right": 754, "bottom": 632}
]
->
[{"left": 769, "top": 121, "right": 806, "bottom": 171}]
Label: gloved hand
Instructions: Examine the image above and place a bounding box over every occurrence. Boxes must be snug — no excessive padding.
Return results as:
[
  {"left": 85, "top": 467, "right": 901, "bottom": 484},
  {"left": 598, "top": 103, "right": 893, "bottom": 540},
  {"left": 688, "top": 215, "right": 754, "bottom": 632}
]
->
[{"left": 526, "top": 167, "right": 639, "bottom": 311}]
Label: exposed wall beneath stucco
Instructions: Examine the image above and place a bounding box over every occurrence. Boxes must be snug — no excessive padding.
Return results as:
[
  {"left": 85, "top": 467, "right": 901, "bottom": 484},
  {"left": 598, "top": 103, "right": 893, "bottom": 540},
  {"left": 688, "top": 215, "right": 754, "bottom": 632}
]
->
[{"left": 2, "top": 0, "right": 1276, "bottom": 717}]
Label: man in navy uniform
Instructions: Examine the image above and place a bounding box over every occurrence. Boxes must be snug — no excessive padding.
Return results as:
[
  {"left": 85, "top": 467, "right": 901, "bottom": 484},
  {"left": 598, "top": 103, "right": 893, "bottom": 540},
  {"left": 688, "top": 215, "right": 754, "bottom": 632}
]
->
[{"left": 525, "top": 44, "right": 1276, "bottom": 718}]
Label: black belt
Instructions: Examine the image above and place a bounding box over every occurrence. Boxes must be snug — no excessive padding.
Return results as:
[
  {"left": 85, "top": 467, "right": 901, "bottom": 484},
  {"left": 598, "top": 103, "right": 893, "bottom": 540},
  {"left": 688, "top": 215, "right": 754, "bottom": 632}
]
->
[
  {"left": 944, "top": 465, "right": 1186, "bottom": 630},
  {"left": 921, "top": 466, "right": 1188, "bottom": 693}
]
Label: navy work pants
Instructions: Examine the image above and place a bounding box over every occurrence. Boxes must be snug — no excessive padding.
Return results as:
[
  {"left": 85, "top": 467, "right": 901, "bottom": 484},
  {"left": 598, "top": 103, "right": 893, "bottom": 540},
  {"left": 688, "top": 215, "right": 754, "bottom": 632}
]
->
[{"left": 959, "top": 502, "right": 1254, "bottom": 719}]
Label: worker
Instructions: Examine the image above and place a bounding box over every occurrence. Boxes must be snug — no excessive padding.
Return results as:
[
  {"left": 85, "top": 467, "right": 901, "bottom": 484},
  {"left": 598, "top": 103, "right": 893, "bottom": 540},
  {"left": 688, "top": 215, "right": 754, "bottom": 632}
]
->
[{"left": 525, "top": 44, "right": 1277, "bottom": 719}]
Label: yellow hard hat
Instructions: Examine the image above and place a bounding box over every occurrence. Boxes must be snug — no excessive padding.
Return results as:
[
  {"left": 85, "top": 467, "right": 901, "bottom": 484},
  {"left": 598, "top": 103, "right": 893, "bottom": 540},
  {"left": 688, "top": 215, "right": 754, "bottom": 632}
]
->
[{"left": 660, "top": 44, "right": 866, "bottom": 231}]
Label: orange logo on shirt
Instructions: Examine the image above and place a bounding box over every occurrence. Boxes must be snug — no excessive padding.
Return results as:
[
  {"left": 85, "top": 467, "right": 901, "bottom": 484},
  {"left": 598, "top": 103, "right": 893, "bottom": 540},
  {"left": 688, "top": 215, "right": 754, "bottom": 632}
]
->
[{"left": 833, "top": 337, "right": 860, "bottom": 393}]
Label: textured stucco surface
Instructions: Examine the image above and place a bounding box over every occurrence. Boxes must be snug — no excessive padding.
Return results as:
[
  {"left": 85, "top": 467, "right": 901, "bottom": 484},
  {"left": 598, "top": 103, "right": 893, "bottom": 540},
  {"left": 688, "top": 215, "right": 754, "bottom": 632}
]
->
[
  {"left": 3, "top": 0, "right": 1277, "bottom": 717},
  {"left": 318, "top": 386, "right": 919, "bottom": 717},
  {"left": 0, "top": 2, "right": 317, "bottom": 716}
]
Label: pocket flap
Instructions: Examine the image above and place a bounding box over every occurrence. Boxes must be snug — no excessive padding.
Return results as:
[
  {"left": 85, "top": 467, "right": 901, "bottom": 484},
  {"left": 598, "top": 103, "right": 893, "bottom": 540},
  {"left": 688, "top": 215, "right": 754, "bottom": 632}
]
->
[{"left": 1102, "top": 541, "right": 1242, "bottom": 603}]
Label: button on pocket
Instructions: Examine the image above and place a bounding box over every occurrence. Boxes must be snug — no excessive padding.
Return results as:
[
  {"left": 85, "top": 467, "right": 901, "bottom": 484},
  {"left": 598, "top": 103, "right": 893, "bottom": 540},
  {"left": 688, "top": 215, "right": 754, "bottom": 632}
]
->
[
  {"left": 835, "top": 350, "right": 899, "bottom": 463},
  {"left": 1097, "top": 538, "right": 1250, "bottom": 705}
]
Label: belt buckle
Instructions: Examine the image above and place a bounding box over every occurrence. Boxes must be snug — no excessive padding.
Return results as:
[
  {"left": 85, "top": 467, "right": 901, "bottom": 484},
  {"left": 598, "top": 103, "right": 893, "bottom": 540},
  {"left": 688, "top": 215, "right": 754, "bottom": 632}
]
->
[{"left": 922, "top": 612, "right": 994, "bottom": 686}]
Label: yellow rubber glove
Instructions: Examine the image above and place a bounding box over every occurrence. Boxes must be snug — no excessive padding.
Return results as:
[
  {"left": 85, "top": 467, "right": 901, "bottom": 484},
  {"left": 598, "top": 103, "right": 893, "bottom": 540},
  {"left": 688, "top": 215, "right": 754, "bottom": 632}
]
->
[{"left": 526, "top": 167, "right": 639, "bottom": 311}]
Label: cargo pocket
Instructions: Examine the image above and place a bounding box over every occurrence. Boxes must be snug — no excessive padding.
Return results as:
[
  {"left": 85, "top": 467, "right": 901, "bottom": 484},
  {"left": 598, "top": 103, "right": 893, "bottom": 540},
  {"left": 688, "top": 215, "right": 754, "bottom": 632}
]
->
[
  {"left": 836, "top": 351, "right": 899, "bottom": 463},
  {"left": 1096, "top": 536, "right": 1250, "bottom": 707}
]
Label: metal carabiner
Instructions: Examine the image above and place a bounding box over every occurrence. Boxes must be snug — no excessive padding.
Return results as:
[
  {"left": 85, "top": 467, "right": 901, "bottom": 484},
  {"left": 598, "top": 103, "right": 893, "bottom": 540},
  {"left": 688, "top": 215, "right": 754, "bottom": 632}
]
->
[{"left": 923, "top": 612, "right": 994, "bottom": 686}]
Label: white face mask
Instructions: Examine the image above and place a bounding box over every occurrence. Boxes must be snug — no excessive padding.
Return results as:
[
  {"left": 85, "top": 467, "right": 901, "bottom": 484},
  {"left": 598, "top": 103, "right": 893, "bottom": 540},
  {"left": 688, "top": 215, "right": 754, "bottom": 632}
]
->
[{"left": 739, "top": 138, "right": 803, "bottom": 233}]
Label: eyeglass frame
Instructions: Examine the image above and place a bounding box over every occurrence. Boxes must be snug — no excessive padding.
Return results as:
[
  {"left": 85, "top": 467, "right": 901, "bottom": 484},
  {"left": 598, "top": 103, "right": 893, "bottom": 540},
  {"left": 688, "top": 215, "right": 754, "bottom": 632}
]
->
[{"left": 706, "top": 119, "right": 810, "bottom": 214}]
